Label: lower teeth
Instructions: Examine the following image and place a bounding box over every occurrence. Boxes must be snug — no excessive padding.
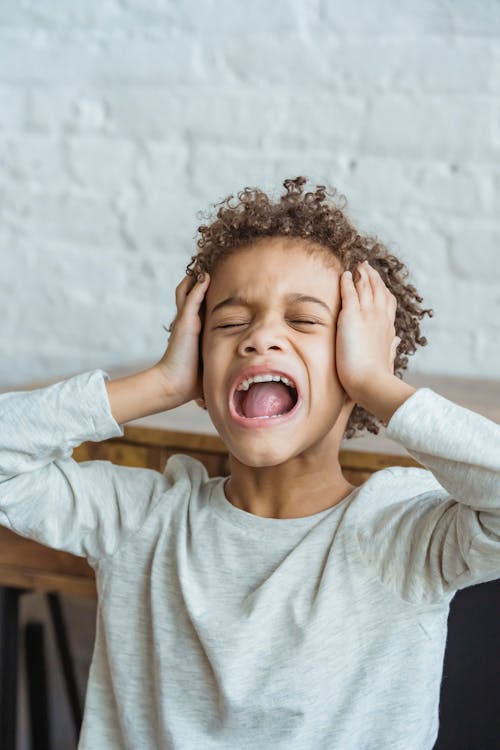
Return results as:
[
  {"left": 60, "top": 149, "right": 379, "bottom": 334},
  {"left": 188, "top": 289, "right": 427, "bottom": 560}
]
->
[{"left": 245, "top": 413, "right": 284, "bottom": 419}]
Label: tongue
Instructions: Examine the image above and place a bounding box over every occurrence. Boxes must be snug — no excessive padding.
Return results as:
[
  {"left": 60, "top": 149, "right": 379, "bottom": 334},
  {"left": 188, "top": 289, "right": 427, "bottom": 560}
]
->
[{"left": 241, "top": 382, "right": 295, "bottom": 418}]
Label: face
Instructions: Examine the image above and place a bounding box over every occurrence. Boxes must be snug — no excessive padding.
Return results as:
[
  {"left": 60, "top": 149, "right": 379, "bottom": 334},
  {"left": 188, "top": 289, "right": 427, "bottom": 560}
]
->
[{"left": 200, "top": 237, "right": 352, "bottom": 467}]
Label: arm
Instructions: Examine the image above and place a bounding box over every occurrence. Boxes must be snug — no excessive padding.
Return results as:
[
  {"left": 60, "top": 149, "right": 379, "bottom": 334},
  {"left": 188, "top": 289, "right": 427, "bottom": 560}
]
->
[
  {"left": 336, "top": 261, "right": 500, "bottom": 602},
  {"left": 353, "top": 373, "right": 417, "bottom": 425},
  {"left": 0, "top": 369, "right": 174, "bottom": 565},
  {"left": 105, "top": 272, "right": 212, "bottom": 425},
  {"left": 358, "top": 382, "right": 500, "bottom": 603},
  {"left": 104, "top": 364, "right": 180, "bottom": 424},
  {"left": 0, "top": 273, "right": 211, "bottom": 564}
]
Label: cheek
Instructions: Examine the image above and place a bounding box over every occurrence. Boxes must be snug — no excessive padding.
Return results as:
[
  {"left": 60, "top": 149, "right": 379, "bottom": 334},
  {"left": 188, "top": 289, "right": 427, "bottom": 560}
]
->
[{"left": 311, "top": 329, "right": 335, "bottom": 360}]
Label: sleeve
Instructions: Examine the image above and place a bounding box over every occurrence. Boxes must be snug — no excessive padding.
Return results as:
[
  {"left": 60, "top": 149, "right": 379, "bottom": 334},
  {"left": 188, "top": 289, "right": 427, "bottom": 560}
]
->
[
  {"left": 376, "top": 386, "right": 500, "bottom": 603},
  {"left": 0, "top": 369, "right": 174, "bottom": 567}
]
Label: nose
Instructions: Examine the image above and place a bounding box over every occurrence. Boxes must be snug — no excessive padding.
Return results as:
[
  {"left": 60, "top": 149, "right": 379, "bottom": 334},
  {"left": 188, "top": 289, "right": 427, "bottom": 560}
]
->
[{"left": 237, "top": 316, "right": 286, "bottom": 356}]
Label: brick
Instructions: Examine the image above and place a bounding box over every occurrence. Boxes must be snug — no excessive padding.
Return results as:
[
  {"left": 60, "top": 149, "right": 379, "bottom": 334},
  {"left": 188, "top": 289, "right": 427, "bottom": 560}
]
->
[
  {"left": 349, "top": 213, "right": 449, "bottom": 278},
  {"left": 104, "top": 87, "right": 184, "bottom": 138},
  {"left": 1, "top": 0, "right": 125, "bottom": 29},
  {"left": 447, "top": 220, "right": 500, "bottom": 282},
  {"left": 215, "top": 33, "right": 340, "bottom": 89},
  {"left": 28, "top": 88, "right": 109, "bottom": 133},
  {"left": 118, "top": 250, "right": 191, "bottom": 305},
  {"left": 0, "top": 0, "right": 498, "bottom": 386},
  {"left": 0, "top": 31, "right": 202, "bottom": 84},
  {"left": 412, "top": 163, "right": 491, "bottom": 217},
  {"left": 491, "top": 96, "right": 500, "bottom": 152},
  {"left": 0, "top": 340, "right": 146, "bottom": 387},
  {"left": 32, "top": 241, "right": 129, "bottom": 301},
  {"left": 474, "top": 327, "right": 500, "bottom": 378},
  {"left": 15, "top": 277, "right": 150, "bottom": 351},
  {"left": 211, "top": 33, "right": 492, "bottom": 93},
  {"left": 170, "top": 0, "right": 301, "bottom": 33},
  {"left": 2, "top": 186, "right": 121, "bottom": 245},
  {"left": 450, "top": 0, "right": 500, "bottom": 35},
  {"left": 189, "top": 142, "right": 346, "bottom": 203},
  {"left": 318, "top": 0, "right": 453, "bottom": 36},
  {"left": 0, "top": 4, "right": 32, "bottom": 27},
  {"left": 490, "top": 170, "right": 500, "bottom": 215},
  {"left": 333, "top": 157, "right": 423, "bottom": 220},
  {"left": 119, "top": 189, "right": 205, "bottom": 254},
  {"left": 0, "top": 31, "right": 103, "bottom": 83},
  {"left": 408, "top": 325, "right": 477, "bottom": 376},
  {"left": 108, "top": 89, "right": 363, "bottom": 149},
  {"left": 66, "top": 136, "right": 137, "bottom": 189},
  {"left": 109, "top": 90, "right": 362, "bottom": 149},
  {"left": 327, "top": 38, "right": 493, "bottom": 94},
  {"left": 242, "top": 94, "right": 365, "bottom": 150},
  {"left": 362, "top": 94, "right": 495, "bottom": 159},
  {"left": 0, "top": 135, "right": 67, "bottom": 187},
  {"left": 136, "top": 139, "right": 188, "bottom": 192},
  {"left": 0, "top": 85, "right": 25, "bottom": 130},
  {"left": 409, "top": 271, "right": 499, "bottom": 328}
]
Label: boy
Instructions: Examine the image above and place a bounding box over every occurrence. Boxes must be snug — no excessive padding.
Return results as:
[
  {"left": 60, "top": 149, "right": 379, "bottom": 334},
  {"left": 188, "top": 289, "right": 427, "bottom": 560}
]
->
[{"left": 1, "top": 176, "right": 499, "bottom": 749}]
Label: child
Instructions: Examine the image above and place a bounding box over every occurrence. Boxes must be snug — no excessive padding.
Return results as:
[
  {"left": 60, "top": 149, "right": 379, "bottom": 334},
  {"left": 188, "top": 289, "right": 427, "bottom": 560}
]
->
[{"left": 1, "top": 176, "right": 499, "bottom": 749}]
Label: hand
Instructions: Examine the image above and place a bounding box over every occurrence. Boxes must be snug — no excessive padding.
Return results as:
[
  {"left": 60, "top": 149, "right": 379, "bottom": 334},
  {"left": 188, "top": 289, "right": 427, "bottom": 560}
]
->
[
  {"left": 155, "top": 272, "right": 211, "bottom": 409},
  {"left": 336, "top": 260, "right": 401, "bottom": 404}
]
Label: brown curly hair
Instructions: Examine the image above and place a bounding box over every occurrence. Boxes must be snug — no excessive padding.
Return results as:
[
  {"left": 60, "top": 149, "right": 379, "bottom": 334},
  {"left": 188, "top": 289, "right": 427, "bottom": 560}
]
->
[{"left": 169, "top": 176, "right": 434, "bottom": 439}]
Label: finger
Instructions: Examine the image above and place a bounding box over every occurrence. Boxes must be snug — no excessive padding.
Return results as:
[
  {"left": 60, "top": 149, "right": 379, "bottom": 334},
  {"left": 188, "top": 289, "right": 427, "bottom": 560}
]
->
[
  {"left": 182, "top": 273, "right": 211, "bottom": 316},
  {"left": 364, "top": 262, "right": 396, "bottom": 312},
  {"left": 175, "top": 274, "right": 193, "bottom": 311},
  {"left": 175, "top": 273, "right": 209, "bottom": 312},
  {"left": 363, "top": 262, "right": 387, "bottom": 304},
  {"left": 340, "top": 270, "right": 360, "bottom": 308},
  {"left": 355, "top": 261, "right": 374, "bottom": 308}
]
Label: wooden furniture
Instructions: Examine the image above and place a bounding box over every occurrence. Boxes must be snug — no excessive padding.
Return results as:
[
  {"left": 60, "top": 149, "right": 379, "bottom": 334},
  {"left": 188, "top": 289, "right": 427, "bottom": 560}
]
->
[
  {"left": 0, "top": 365, "right": 499, "bottom": 750},
  {"left": 1, "top": 365, "right": 498, "bottom": 600}
]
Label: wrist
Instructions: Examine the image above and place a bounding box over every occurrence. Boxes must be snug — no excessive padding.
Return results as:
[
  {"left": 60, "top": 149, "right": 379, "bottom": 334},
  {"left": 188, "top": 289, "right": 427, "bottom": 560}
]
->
[
  {"left": 151, "top": 363, "right": 179, "bottom": 408},
  {"left": 105, "top": 366, "right": 179, "bottom": 425},
  {"left": 353, "top": 374, "right": 417, "bottom": 425}
]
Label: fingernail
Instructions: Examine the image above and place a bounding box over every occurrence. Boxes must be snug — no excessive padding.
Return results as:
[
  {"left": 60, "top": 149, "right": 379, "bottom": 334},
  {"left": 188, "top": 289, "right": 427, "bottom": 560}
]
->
[{"left": 344, "top": 270, "right": 352, "bottom": 278}]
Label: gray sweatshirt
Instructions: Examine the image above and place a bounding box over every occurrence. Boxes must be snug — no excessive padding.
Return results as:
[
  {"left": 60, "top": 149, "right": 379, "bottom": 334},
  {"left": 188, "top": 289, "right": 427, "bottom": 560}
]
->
[{"left": 1, "top": 369, "right": 499, "bottom": 749}]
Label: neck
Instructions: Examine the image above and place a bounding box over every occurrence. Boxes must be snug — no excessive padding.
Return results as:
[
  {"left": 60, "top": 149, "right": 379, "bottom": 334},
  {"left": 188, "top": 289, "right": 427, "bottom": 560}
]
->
[
  {"left": 224, "top": 467, "right": 356, "bottom": 519},
  {"left": 224, "top": 405, "right": 356, "bottom": 519}
]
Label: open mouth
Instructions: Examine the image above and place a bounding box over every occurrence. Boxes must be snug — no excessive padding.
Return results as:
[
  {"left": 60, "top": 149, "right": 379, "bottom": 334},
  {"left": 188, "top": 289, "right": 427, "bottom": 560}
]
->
[
  {"left": 229, "top": 376, "right": 301, "bottom": 428},
  {"left": 232, "top": 382, "right": 298, "bottom": 419}
]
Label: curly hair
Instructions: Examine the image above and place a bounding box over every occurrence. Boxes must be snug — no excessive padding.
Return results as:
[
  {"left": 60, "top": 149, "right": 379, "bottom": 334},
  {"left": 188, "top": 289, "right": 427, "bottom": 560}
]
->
[{"left": 170, "top": 176, "right": 434, "bottom": 439}]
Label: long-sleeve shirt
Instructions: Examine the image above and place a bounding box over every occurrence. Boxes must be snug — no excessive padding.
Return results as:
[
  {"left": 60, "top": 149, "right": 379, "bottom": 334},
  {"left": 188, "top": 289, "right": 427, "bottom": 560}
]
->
[{"left": 0, "top": 368, "right": 499, "bottom": 750}]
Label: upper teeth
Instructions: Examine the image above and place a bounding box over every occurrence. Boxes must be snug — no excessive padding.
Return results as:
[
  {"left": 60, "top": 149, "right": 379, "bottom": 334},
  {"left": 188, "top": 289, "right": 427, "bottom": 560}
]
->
[{"left": 236, "top": 373, "right": 295, "bottom": 391}]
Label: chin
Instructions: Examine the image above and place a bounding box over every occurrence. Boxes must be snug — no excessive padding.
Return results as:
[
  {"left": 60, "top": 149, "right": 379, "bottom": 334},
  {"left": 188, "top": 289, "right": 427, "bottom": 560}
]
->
[{"left": 229, "top": 445, "right": 291, "bottom": 469}]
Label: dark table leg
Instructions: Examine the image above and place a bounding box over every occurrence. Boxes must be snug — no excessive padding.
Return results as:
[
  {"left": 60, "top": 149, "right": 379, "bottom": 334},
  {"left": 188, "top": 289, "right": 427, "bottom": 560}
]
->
[
  {"left": 0, "top": 586, "right": 22, "bottom": 750},
  {"left": 24, "top": 621, "right": 51, "bottom": 750},
  {"left": 47, "top": 593, "right": 82, "bottom": 742}
]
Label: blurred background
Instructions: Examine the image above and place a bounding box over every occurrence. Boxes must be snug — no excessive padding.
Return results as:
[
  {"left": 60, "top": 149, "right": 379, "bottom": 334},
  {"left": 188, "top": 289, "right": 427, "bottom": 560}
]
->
[
  {"left": 1, "top": 1, "right": 499, "bottom": 748},
  {"left": 1, "top": 0, "right": 499, "bottom": 388}
]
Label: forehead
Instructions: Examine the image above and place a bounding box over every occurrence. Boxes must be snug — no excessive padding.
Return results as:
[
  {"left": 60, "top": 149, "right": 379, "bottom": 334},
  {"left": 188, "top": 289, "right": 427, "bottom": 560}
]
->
[{"left": 206, "top": 238, "right": 341, "bottom": 312}]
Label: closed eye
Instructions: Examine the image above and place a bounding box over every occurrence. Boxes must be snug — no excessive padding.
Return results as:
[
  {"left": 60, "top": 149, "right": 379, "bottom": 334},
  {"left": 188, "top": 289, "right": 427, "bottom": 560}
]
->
[{"left": 217, "top": 320, "right": 318, "bottom": 328}]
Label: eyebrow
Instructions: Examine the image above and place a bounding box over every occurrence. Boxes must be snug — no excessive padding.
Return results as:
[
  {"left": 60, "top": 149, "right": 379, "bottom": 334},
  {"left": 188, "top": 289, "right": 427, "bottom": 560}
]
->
[{"left": 209, "top": 293, "right": 332, "bottom": 317}]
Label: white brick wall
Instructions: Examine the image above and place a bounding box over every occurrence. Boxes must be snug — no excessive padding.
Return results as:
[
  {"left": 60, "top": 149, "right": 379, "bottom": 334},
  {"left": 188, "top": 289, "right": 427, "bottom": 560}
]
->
[
  {"left": 1, "top": 2, "right": 499, "bottom": 748},
  {"left": 1, "top": 0, "right": 499, "bottom": 385}
]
